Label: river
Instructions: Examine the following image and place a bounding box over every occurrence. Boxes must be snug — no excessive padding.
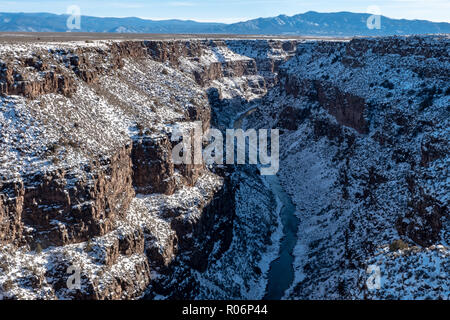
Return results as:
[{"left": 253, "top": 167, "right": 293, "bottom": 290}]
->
[{"left": 233, "top": 108, "right": 299, "bottom": 300}]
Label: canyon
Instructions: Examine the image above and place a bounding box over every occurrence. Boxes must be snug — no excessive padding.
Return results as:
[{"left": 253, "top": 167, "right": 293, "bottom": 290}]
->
[{"left": 0, "top": 35, "right": 448, "bottom": 300}]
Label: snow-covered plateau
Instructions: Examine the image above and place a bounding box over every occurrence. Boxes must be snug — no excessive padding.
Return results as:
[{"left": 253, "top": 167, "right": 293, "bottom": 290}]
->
[{"left": 0, "top": 36, "right": 448, "bottom": 300}]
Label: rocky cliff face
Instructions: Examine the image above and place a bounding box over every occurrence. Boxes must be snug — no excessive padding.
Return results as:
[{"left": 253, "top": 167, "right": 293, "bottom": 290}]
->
[
  {"left": 0, "top": 38, "right": 294, "bottom": 299},
  {"left": 244, "top": 35, "right": 449, "bottom": 299},
  {"left": 3, "top": 144, "right": 135, "bottom": 249},
  {"left": 0, "top": 36, "right": 448, "bottom": 300}
]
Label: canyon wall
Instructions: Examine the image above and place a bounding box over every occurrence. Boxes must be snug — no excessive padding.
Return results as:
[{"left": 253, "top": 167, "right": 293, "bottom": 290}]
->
[
  {"left": 1, "top": 35, "right": 449, "bottom": 300},
  {"left": 245, "top": 35, "right": 449, "bottom": 299},
  {"left": 0, "top": 38, "right": 293, "bottom": 299}
]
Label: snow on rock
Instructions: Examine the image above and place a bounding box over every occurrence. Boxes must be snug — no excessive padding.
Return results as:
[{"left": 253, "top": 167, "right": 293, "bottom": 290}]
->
[{"left": 1, "top": 35, "right": 448, "bottom": 300}]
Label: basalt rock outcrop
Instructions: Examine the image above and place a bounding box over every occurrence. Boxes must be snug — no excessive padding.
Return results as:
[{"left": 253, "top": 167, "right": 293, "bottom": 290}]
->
[
  {"left": 283, "top": 77, "right": 368, "bottom": 133},
  {"left": 0, "top": 61, "right": 76, "bottom": 98},
  {"left": 10, "top": 144, "right": 135, "bottom": 249}
]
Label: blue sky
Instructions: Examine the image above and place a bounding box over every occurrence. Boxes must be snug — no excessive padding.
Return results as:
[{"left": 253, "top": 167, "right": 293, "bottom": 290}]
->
[{"left": 0, "top": 0, "right": 448, "bottom": 23}]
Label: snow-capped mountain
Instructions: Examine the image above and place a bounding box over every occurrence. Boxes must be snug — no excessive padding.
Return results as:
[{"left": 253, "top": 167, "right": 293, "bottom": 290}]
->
[{"left": 0, "top": 11, "right": 449, "bottom": 36}]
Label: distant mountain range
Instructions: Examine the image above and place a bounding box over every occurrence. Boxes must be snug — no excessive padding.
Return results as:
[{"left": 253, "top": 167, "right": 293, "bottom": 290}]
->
[{"left": 0, "top": 11, "right": 449, "bottom": 36}]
